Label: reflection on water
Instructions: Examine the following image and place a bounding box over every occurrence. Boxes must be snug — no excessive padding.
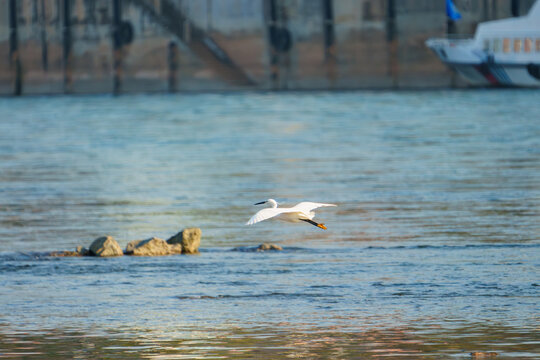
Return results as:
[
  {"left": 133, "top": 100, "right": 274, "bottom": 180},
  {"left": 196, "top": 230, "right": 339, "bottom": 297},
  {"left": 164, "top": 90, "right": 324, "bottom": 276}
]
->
[
  {"left": 1, "top": 322, "right": 538, "bottom": 359},
  {"left": 0, "top": 90, "right": 539, "bottom": 358}
]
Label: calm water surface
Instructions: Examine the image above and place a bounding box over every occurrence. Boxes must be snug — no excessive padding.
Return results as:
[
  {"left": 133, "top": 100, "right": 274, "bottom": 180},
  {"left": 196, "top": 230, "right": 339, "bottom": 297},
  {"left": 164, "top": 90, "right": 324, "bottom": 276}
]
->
[{"left": 0, "top": 91, "right": 539, "bottom": 358}]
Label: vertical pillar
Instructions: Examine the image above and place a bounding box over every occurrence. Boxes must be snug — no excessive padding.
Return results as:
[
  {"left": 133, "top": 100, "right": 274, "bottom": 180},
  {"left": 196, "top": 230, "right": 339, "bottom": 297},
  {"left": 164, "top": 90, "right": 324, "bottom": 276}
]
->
[
  {"left": 322, "top": 0, "right": 336, "bottom": 86},
  {"left": 9, "top": 0, "right": 22, "bottom": 96},
  {"left": 55, "top": 0, "right": 61, "bottom": 25},
  {"left": 112, "top": 0, "right": 122, "bottom": 95},
  {"left": 446, "top": 19, "right": 457, "bottom": 35},
  {"left": 63, "top": 0, "right": 72, "bottom": 93},
  {"left": 446, "top": 1, "right": 458, "bottom": 87},
  {"left": 207, "top": 0, "right": 212, "bottom": 32},
  {"left": 386, "top": 0, "right": 398, "bottom": 88},
  {"left": 168, "top": 41, "right": 178, "bottom": 93},
  {"left": 511, "top": 0, "right": 519, "bottom": 16},
  {"left": 482, "top": 0, "right": 489, "bottom": 20},
  {"left": 267, "top": 0, "right": 280, "bottom": 89},
  {"left": 40, "top": 0, "right": 48, "bottom": 72},
  {"left": 278, "top": 4, "right": 291, "bottom": 90}
]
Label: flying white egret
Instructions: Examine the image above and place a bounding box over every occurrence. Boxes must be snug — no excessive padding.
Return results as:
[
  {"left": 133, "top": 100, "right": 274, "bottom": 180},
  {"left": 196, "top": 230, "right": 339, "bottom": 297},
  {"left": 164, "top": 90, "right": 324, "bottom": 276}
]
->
[{"left": 245, "top": 199, "right": 337, "bottom": 230}]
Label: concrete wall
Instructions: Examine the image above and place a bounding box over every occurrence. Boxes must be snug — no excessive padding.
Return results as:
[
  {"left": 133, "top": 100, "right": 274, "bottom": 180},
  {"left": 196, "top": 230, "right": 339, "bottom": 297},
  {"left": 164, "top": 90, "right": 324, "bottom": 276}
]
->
[{"left": 0, "top": 0, "right": 536, "bottom": 95}]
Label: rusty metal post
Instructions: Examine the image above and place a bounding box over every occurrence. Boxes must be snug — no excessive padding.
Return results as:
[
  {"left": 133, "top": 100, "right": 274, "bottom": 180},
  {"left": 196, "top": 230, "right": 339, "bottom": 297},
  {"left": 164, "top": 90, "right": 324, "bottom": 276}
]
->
[
  {"left": 63, "top": 0, "right": 72, "bottom": 93},
  {"left": 322, "top": 0, "right": 336, "bottom": 86},
  {"left": 168, "top": 41, "right": 178, "bottom": 92},
  {"left": 482, "top": 0, "right": 489, "bottom": 20},
  {"left": 112, "top": 0, "right": 122, "bottom": 95},
  {"left": 386, "top": 0, "right": 398, "bottom": 88},
  {"left": 9, "top": 0, "right": 22, "bottom": 95},
  {"left": 511, "top": 0, "right": 520, "bottom": 16},
  {"left": 278, "top": 4, "right": 291, "bottom": 90},
  {"left": 446, "top": 2, "right": 458, "bottom": 87},
  {"left": 40, "top": 0, "right": 48, "bottom": 72},
  {"left": 267, "top": 0, "right": 280, "bottom": 90}
]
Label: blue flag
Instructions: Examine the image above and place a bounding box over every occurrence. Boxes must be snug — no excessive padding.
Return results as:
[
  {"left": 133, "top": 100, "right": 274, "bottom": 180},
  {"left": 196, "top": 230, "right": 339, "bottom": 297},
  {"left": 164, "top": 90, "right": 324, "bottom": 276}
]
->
[{"left": 446, "top": 0, "right": 462, "bottom": 20}]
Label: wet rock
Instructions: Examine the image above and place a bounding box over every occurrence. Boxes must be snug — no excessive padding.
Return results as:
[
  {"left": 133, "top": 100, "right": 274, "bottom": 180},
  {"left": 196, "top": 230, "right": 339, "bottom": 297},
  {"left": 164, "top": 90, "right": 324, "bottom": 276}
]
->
[
  {"left": 49, "top": 250, "right": 82, "bottom": 257},
  {"left": 49, "top": 246, "right": 90, "bottom": 257},
  {"left": 170, "top": 243, "right": 183, "bottom": 254},
  {"left": 76, "top": 246, "right": 90, "bottom": 256},
  {"left": 89, "top": 236, "right": 123, "bottom": 257},
  {"left": 125, "top": 239, "right": 144, "bottom": 254},
  {"left": 167, "top": 227, "right": 201, "bottom": 254},
  {"left": 232, "top": 243, "right": 283, "bottom": 252},
  {"left": 126, "top": 237, "right": 182, "bottom": 256},
  {"left": 470, "top": 352, "right": 498, "bottom": 359},
  {"left": 257, "top": 243, "right": 283, "bottom": 251}
]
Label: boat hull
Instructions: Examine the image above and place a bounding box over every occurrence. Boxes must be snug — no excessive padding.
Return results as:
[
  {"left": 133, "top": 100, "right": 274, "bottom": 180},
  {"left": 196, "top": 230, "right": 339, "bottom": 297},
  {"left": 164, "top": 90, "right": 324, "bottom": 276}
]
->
[{"left": 442, "top": 61, "right": 540, "bottom": 87}]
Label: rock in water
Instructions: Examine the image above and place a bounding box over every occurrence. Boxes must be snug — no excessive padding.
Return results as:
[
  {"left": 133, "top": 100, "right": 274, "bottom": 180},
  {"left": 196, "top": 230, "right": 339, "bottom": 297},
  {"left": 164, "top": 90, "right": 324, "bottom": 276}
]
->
[
  {"left": 89, "top": 236, "right": 123, "bottom": 257},
  {"left": 167, "top": 228, "right": 201, "bottom": 254},
  {"left": 49, "top": 250, "right": 81, "bottom": 257},
  {"left": 76, "top": 246, "right": 90, "bottom": 256},
  {"left": 257, "top": 243, "right": 283, "bottom": 251},
  {"left": 231, "top": 243, "right": 283, "bottom": 252},
  {"left": 49, "top": 246, "right": 90, "bottom": 257},
  {"left": 470, "top": 352, "right": 498, "bottom": 359},
  {"left": 125, "top": 239, "right": 144, "bottom": 254},
  {"left": 126, "top": 237, "right": 182, "bottom": 256}
]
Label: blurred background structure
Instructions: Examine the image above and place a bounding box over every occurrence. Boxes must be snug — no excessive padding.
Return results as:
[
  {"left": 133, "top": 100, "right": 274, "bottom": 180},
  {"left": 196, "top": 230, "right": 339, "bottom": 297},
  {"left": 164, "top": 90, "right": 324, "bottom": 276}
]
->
[{"left": 0, "top": 0, "right": 536, "bottom": 95}]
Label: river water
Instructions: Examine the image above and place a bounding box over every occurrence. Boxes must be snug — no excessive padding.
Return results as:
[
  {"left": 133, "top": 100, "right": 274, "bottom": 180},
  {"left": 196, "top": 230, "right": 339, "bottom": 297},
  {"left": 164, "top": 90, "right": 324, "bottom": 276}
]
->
[{"left": 0, "top": 91, "right": 539, "bottom": 359}]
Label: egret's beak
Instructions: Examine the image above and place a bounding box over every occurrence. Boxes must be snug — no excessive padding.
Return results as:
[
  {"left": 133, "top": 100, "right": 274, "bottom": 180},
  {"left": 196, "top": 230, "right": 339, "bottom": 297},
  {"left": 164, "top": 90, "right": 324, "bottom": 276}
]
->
[{"left": 254, "top": 201, "right": 267, "bottom": 205}]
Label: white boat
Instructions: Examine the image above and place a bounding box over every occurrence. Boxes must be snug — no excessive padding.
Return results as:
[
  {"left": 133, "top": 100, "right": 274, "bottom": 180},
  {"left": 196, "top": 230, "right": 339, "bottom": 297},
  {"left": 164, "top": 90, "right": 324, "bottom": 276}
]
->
[{"left": 426, "top": 0, "right": 540, "bottom": 87}]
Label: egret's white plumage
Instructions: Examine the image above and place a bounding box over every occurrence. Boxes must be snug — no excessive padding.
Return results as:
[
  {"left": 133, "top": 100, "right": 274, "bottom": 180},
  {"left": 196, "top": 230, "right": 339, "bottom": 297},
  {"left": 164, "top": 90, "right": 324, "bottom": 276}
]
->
[{"left": 246, "top": 199, "right": 336, "bottom": 229}]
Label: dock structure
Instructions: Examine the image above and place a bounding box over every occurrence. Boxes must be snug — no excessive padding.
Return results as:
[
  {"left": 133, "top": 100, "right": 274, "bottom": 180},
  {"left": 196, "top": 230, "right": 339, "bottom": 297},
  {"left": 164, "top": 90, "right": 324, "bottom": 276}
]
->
[{"left": 0, "top": 0, "right": 536, "bottom": 95}]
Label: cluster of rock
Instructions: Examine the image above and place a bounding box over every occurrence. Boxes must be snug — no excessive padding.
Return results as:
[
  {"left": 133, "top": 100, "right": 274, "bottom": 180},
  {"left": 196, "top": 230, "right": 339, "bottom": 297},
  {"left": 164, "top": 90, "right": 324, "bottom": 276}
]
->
[{"left": 50, "top": 228, "right": 201, "bottom": 257}]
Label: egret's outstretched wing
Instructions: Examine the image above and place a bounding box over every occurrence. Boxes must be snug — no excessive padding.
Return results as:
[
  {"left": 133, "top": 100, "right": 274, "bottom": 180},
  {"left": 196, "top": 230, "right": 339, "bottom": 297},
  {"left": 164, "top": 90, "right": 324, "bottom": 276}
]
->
[
  {"left": 246, "top": 208, "right": 290, "bottom": 225},
  {"left": 292, "top": 202, "right": 337, "bottom": 213}
]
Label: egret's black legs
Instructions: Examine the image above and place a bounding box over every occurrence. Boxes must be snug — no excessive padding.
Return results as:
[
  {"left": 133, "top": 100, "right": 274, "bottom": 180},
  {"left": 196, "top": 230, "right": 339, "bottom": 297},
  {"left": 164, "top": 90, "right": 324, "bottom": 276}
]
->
[{"left": 301, "top": 219, "right": 327, "bottom": 230}]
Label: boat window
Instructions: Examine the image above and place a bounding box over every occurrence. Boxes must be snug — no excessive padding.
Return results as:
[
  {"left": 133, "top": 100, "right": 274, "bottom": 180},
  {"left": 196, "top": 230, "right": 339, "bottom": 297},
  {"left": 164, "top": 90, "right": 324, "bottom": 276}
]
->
[
  {"left": 483, "top": 39, "right": 490, "bottom": 51},
  {"left": 493, "top": 39, "right": 501, "bottom": 52},
  {"left": 536, "top": 39, "right": 540, "bottom": 52},
  {"left": 513, "top": 39, "right": 522, "bottom": 53},
  {"left": 503, "top": 38, "right": 511, "bottom": 53},
  {"left": 524, "top": 38, "right": 532, "bottom": 53}
]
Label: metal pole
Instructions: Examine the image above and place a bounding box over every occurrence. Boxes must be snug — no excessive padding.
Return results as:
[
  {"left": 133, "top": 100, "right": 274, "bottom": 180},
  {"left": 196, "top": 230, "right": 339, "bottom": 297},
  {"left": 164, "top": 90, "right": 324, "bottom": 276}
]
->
[
  {"left": 445, "top": 1, "right": 458, "bottom": 87},
  {"left": 279, "top": 2, "right": 290, "bottom": 90},
  {"left": 267, "top": 0, "right": 280, "bottom": 89},
  {"left": 511, "top": 0, "right": 520, "bottom": 17},
  {"left": 168, "top": 41, "right": 178, "bottom": 92},
  {"left": 40, "top": 0, "right": 48, "bottom": 72},
  {"left": 322, "top": 0, "right": 336, "bottom": 86},
  {"left": 9, "top": 0, "right": 22, "bottom": 95},
  {"left": 63, "top": 0, "right": 72, "bottom": 93},
  {"left": 386, "top": 0, "right": 398, "bottom": 88},
  {"left": 112, "top": 0, "right": 122, "bottom": 95}
]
